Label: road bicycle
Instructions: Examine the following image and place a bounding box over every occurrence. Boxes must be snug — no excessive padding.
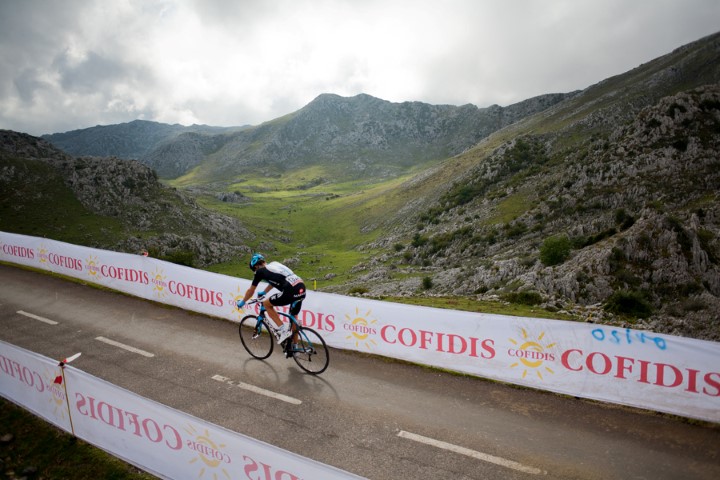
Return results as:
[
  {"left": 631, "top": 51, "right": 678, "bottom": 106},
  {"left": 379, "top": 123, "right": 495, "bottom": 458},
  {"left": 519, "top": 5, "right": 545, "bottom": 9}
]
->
[{"left": 238, "top": 298, "right": 330, "bottom": 375}]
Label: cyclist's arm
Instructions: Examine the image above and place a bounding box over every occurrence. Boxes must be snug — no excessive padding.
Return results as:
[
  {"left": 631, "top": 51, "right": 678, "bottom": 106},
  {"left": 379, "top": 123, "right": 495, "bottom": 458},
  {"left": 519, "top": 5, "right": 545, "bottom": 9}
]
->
[
  {"left": 261, "top": 285, "right": 274, "bottom": 296},
  {"left": 241, "top": 284, "right": 257, "bottom": 303}
]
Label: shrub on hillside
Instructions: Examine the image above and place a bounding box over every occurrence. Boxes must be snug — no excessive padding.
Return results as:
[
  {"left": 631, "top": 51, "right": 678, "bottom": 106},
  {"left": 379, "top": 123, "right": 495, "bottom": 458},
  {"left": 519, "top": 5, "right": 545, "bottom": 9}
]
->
[
  {"left": 503, "top": 290, "right": 543, "bottom": 305},
  {"left": 540, "top": 235, "right": 572, "bottom": 266},
  {"left": 161, "top": 249, "right": 196, "bottom": 267},
  {"left": 604, "top": 290, "right": 653, "bottom": 318},
  {"left": 348, "top": 286, "right": 369, "bottom": 295}
]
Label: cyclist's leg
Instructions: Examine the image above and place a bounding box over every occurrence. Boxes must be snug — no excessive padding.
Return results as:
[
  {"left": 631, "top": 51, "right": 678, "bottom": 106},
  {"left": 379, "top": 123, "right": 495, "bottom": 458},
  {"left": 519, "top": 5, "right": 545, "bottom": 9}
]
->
[
  {"left": 287, "top": 301, "right": 302, "bottom": 343},
  {"left": 266, "top": 290, "right": 297, "bottom": 342},
  {"left": 288, "top": 285, "right": 306, "bottom": 343},
  {"left": 290, "top": 299, "right": 303, "bottom": 317},
  {"left": 262, "top": 297, "right": 284, "bottom": 328}
]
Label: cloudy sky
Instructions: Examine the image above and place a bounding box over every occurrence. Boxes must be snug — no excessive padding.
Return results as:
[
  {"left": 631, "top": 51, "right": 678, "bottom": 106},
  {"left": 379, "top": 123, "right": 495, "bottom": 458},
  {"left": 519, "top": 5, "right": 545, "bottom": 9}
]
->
[{"left": 1, "top": 0, "right": 718, "bottom": 136}]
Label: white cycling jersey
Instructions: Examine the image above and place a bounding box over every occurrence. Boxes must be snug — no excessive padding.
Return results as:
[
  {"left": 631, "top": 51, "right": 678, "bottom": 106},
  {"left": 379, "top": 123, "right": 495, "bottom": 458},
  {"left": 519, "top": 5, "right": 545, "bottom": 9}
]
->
[
  {"left": 267, "top": 261, "right": 302, "bottom": 285},
  {"left": 252, "top": 261, "right": 303, "bottom": 288}
]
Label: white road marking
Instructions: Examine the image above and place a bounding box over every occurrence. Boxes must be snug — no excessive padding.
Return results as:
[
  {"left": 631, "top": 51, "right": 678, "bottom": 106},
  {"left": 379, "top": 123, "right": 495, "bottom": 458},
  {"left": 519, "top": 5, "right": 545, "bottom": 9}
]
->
[
  {"left": 17, "top": 310, "right": 58, "bottom": 325},
  {"left": 212, "top": 374, "right": 302, "bottom": 405},
  {"left": 95, "top": 336, "right": 155, "bottom": 357},
  {"left": 397, "top": 430, "right": 546, "bottom": 476}
]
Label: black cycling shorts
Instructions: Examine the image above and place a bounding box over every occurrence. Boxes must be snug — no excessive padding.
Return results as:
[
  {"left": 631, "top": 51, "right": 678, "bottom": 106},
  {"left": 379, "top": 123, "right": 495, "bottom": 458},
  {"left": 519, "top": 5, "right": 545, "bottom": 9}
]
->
[{"left": 269, "top": 282, "right": 306, "bottom": 316}]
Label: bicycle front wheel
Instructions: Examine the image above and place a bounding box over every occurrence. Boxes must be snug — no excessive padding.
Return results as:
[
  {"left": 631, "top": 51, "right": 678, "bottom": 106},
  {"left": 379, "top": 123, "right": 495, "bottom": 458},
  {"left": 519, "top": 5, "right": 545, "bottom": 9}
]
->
[
  {"left": 292, "top": 327, "right": 330, "bottom": 375},
  {"left": 239, "top": 315, "right": 274, "bottom": 359}
]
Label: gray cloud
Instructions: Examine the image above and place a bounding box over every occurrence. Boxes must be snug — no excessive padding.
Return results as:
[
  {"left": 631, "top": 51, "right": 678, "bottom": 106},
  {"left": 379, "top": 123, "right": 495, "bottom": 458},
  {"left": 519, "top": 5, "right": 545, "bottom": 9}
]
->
[
  {"left": 13, "top": 68, "right": 48, "bottom": 103},
  {"left": 0, "top": 0, "right": 718, "bottom": 136},
  {"left": 55, "top": 52, "right": 109, "bottom": 90}
]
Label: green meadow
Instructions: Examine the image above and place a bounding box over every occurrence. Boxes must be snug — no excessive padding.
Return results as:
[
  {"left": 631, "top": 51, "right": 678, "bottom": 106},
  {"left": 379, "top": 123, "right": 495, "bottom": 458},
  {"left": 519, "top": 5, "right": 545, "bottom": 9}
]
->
[{"left": 184, "top": 165, "right": 411, "bottom": 286}]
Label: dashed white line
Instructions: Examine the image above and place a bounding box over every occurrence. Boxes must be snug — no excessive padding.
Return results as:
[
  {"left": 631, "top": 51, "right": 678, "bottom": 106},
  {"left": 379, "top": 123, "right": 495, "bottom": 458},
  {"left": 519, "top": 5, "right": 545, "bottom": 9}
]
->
[
  {"left": 212, "top": 374, "right": 302, "bottom": 405},
  {"left": 17, "top": 310, "right": 58, "bottom": 325},
  {"left": 95, "top": 336, "right": 155, "bottom": 358},
  {"left": 397, "top": 430, "right": 546, "bottom": 476}
]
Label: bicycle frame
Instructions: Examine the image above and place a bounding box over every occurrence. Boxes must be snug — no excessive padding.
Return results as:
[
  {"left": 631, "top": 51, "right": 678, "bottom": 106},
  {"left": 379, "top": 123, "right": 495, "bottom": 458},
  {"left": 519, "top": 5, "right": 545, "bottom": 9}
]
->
[{"left": 252, "top": 303, "right": 309, "bottom": 353}]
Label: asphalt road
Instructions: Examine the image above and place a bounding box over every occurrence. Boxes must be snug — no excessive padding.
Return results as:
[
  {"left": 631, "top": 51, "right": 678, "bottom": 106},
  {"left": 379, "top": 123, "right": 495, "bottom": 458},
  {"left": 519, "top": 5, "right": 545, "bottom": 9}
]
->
[{"left": 1, "top": 263, "right": 718, "bottom": 480}]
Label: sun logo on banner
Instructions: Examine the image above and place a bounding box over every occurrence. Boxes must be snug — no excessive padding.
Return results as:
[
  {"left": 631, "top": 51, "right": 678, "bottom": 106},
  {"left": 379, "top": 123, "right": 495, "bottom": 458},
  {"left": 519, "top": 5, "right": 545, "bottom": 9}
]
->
[
  {"left": 184, "top": 425, "right": 231, "bottom": 480},
  {"left": 38, "top": 246, "right": 49, "bottom": 265},
  {"left": 344, "top": 307, "right": 378, "bottom": 350},
  {"left": 230, "top": 286, "right": 246, "bottom": 318},
  {"left": 43, "top": 366, "right": 67, "bottom": 421},
  {"left": 85, "top": 255, "right": 100, "bottom": 278},
  {"left": 151, "top": 268, "right": 168, "bottom": 299},
  {"left": 508, "top": 328, "right": 557, "bottom": 380}
]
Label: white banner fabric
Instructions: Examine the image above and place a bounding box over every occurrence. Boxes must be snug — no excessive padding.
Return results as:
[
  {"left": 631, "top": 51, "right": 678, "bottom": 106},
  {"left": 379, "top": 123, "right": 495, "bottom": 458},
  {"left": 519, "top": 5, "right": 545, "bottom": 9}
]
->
[
  {"left": 0, "top": 341, "right": 362, "bottom": 480},
  {"left": 0, "top": 340, "right": 73, "bottom": 432},
  {"left": 2, "top": 231, "right": 719, "bottom": 422}
]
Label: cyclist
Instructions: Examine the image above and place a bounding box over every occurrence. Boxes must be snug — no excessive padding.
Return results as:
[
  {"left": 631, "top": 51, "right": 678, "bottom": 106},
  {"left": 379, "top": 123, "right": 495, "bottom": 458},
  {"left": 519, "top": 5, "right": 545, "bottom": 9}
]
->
[{"left": 236, "top": 253, "right": 306, "bottom": 344}]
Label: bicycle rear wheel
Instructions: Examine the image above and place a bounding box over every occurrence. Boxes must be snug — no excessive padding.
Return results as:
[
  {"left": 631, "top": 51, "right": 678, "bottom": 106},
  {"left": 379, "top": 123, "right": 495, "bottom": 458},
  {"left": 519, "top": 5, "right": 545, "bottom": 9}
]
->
[
  {"left": 292, "top": 327, "right": 329, "bottom": 375},
  {"left": 239, "top": 315, "right": 274, "bottom": 359}
]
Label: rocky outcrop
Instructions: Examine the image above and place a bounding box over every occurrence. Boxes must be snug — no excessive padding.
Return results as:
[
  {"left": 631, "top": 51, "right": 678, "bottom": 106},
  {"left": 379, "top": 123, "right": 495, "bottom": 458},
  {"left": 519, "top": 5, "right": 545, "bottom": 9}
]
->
[
  {"left": 1, "top": 130, "right": 251, "bottom": 267},
  {"left": 349, "top": 84, "right": 720, "bottom": 341}
]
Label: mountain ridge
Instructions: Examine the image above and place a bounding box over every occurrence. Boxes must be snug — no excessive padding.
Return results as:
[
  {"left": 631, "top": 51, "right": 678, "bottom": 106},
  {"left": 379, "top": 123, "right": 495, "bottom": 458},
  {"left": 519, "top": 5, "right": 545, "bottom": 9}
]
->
[
  {"left": 41, "top": 120, "right": 248, "bottom": 172},
  {"left": 42, "top": 91, "right": 576, "bottom": 181}
]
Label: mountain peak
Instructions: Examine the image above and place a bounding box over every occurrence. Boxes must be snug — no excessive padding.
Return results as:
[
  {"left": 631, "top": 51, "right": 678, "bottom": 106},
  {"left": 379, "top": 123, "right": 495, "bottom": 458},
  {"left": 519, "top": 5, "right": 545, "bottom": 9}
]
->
[{"left": 308, "top": 92, "right": 384, "bottom": 106}]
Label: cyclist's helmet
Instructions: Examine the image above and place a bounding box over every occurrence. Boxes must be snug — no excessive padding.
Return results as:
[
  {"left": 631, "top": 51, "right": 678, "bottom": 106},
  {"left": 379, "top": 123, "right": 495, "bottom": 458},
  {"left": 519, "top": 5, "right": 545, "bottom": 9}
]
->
[{"left": 249, "top": 253, "right": 265, "bottom": 271}]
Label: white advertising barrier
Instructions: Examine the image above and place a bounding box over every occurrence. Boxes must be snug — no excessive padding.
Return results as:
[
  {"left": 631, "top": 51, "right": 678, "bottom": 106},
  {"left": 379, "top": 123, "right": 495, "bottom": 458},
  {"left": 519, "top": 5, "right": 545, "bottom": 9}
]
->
[
  {"left": 0, "top": 340, "right": 73, "bottom": 432},
  {"left": 333, "top": 298, "right": 720, "bottom": 422},
  {"left": 0, "top": 231, "right": 246, "bottom": 321},
  {"left": 0, "top": 341, "right": 362, "bottom": 480},
  {"left": 1, "top": 231, "right": 719, "bottom": 422}
]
